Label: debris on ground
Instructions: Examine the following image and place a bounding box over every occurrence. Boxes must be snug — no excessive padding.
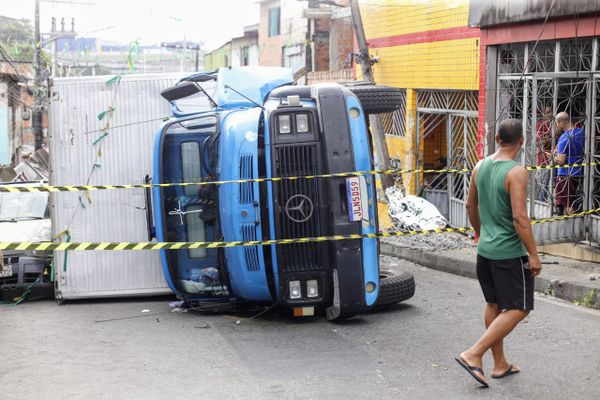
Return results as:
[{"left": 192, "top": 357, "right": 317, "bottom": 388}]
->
[
  {"left": 385, "top": 187, "right": 447, "bottom": 231},
  {"left": 169, "top": 301, "right": 185, "bottom": 308},
  {"left": 383, "top": 232, "right": 474, "bottom": 251}
]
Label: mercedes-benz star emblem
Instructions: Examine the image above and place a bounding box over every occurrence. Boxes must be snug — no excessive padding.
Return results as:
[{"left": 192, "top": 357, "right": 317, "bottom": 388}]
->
[{"left": 284, "top": 194, "right": 314, "bottom": 223}]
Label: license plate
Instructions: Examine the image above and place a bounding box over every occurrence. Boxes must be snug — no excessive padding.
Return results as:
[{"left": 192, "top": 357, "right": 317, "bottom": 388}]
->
[
  {"left": 346, "top": 176, "right": 368, "bottom": 223},
  {"left": 0, "top": 263, "right": 12, "bottom": 278}
]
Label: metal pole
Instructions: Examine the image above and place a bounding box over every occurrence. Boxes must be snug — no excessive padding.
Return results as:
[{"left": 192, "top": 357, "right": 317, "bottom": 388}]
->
[
  {"left": 350, "top": 0, "right": 394, "bottom": 194},
  {"left": 33, "top": 0, "right": 44, "bottom": 150}
]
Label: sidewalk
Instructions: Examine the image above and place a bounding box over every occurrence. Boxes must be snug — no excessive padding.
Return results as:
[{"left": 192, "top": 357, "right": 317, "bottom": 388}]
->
[{"left": 381, "top": 233, "right": 600, "bottom": 309}]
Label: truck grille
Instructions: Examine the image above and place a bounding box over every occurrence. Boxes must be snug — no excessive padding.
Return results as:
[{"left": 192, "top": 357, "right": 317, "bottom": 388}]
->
[
  {"left": 241, "top": 224, "right": 260, "bottom": 272},
  {"left": 273, "top": 143, "right": 327, "bottom": 272},
  {"left": 239, "top": 153, "right": 254, "bottom": 204}
]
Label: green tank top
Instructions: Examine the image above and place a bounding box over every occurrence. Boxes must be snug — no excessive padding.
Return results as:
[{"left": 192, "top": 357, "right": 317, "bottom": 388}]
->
[{"left": 476, "top": 157, "right": 527, "bottom": 260}]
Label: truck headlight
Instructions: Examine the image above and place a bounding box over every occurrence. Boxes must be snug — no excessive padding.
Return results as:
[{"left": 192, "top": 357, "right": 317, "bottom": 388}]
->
[
  {"left": 278, "top": 115, "right": 291, "bottom": 134},
  {"left": 289, "top": 280, "right": 301, "bottom": 299},
  {"left": 296, "top": 114, "right": 309, "bottom": 133},
  {"left": 306, "top": 280, "right": 318, "bottom": 298}
]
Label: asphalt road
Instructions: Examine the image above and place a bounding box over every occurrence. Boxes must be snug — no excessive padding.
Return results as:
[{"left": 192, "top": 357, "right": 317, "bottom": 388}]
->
[{"left": 1, "top": 256, "right": 599, "bottom": 400}]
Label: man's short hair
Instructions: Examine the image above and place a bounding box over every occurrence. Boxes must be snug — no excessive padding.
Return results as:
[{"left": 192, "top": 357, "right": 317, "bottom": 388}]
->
[
  {"left": 498, "top": 119, "right": 523, "bottom": 145},
  {"left": 555, "top": 112, "right": 570, "bottom": 123}
]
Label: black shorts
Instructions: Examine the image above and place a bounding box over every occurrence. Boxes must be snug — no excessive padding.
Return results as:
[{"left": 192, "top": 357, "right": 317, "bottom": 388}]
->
[{"left": 476, "top": 254, "right": 534, "bottom": 311}]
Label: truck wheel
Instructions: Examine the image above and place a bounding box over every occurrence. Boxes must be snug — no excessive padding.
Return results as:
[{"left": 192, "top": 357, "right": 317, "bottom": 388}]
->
[
  {"left": 346, "top": 85, "right": 404, "bottom": 114},
  {"left": 370, "top": 271, "right": 415, "bottom": 311}
]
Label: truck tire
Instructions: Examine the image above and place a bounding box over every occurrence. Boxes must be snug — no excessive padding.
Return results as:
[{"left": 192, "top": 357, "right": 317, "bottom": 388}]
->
[
  {"left": 371, "top": 271, "right": 415, "bottom": 311},
  {"left": 346, "top": 85, "right": 404, "bottom": 114}
]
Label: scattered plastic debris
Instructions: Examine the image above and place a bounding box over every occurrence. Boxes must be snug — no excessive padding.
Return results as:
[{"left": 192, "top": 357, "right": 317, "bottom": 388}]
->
[
  {"left": 169, "top": 300, "right": 185, "bottom": 308},
  {"left": 141, "top": 309, "right": 150, "bottom": 313},
  {"left": 386, "top": 187, "right": 447, "bottom": 231}
]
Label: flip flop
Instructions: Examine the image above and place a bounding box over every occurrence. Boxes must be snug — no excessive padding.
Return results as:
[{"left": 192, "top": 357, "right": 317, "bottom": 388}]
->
[
  {"left": 455, "top": 357, "right": 489, "bottom": 388},
  {"left": 491, "top": 365, "right": 520, "bottom": 379}
]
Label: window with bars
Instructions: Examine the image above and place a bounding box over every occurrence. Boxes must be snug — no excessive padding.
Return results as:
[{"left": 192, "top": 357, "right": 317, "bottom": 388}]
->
[{"left": 381, "top": 90, "right": 406, "bottom": 137}]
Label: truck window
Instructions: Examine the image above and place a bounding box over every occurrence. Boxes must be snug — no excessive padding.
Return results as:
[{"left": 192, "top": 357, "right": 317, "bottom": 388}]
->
[
  {"left": 181, "top": 141, "right": 203, "bottom": 196},
  {"left": 181, "top": 141, "right": 207, "bottom": 258}
]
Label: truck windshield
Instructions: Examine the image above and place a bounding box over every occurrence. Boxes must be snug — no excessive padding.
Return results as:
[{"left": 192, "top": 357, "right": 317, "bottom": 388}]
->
[
  {"left": 0, "top": 191, "right": 49, "bottom": 222},
  {"left": 159, "top": 117, "right": 226, "bottom": 295}
]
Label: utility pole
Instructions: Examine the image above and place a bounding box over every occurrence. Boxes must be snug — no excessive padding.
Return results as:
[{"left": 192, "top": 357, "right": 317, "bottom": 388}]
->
[
  {"left": 33, "top": 0, "right": 93, "bottom": 150},
  {"left": 33, "top": 0, "right": 44, "bottom": 151},
  {"left": 350, "top": 0, "right": 395, "bottom": 193}
]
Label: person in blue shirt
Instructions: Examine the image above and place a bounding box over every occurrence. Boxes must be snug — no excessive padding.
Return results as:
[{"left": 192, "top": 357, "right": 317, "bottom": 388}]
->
[{"left": 553, "top": 112, "right": 585, "bottom": 215}]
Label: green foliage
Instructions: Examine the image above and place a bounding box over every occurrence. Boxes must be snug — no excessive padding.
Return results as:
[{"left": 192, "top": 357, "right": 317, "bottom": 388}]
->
[
  {"left": 574, "top": 289, "right": 597, "bottom": 308},
  {"left": 105, "top": 74, "right": 122, "bottom": 86},
  {"left": 0, "top": 17, "right": 35, "bottom": 61}
]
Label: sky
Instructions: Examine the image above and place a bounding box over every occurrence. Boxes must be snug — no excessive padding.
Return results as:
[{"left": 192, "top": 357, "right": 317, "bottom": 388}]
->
[{"left": 1, "top": 0, "right": 261, "bottom": 50}]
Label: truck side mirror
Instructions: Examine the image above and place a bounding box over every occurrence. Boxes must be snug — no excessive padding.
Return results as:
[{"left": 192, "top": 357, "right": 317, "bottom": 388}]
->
[{"left": 160, "top": 81, "right": 200, "bottom": 102}]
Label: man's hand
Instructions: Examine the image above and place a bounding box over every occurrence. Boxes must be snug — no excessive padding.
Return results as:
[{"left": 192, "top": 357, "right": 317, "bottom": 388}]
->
[{"left": 528, "top": 254, "right": 542, "bottom": 277}]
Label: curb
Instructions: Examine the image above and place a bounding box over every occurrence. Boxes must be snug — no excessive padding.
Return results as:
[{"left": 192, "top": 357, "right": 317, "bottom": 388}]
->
[{"left": 381, "top": 242, "right": 600, "bottom": 309}]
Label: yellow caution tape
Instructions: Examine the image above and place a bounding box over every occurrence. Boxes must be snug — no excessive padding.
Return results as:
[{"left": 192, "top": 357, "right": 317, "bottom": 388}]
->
[
  {"left": 0, "top": 227, "right": 471, "bottom": 251},
  {"left": 2, "top": 208, "right": 598, "bottom": 252},
  {"left": 530, "top": 207, "right": 600, "bottom": 225},
  {"left": 0, "top": 162, "right": 596, "bottom": 193}
]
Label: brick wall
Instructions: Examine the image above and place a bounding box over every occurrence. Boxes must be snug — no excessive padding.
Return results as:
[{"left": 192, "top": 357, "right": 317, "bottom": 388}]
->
[
  {"left": 259, "top": 0, "right": 283, "bottom": 66},
  {"left": 306, "top": 68, "right": 354, "bottom": 84},
  {"left": 313, "top": 18, "right": 330, "bottom": 71},
  {"left": 330, "top": 15, "right": 354, "bottom": 70}
]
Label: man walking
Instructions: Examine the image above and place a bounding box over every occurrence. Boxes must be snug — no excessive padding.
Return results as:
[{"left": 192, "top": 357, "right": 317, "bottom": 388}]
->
[
  {"left": 456, "top": 119, "right": 542, "bottom": 388},
  {"left": 553, "top": 112, "right": 585, "bottom": 215}
]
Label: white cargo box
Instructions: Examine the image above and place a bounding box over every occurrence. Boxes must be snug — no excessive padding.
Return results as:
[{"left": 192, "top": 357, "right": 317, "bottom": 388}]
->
[{"left": 49, "top": 73, "right": 185, "bottom": 299}]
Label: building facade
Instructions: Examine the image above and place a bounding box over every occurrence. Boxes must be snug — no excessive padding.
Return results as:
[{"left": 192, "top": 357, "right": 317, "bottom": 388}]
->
[
  {"left": 0, "top": 61, "right": 37, "bottom": 166},
  {"left": 203, "top": 41, "right": 232, "bottom": 71},
  {"left": 360, "top": 0, "right": 481, "bottom": 227},
  {"left": 471, "top": 0, "right": 600, "bottom": 244},
  {"left": 258, "top": 0, "right": 354, "bottom": 83},
  {"left": 231, "top": 25, "right": 259, "bottom": 67}
]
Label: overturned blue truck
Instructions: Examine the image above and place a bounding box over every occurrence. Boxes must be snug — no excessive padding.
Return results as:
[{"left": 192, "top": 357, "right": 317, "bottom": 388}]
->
[{"left": 150, "top": 67, "right": 414, "bottom": 320}]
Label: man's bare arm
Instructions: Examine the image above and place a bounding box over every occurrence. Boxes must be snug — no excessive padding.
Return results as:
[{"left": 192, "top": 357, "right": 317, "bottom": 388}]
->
[
  {"left": 507, "top": 166, "right": 542, "bottom": 276},
  {"left": 466, "top": 161, "right": 482, "bottom": 236},
  {"left": 554, "top": 152, "right": 566, "bottom": 165}
]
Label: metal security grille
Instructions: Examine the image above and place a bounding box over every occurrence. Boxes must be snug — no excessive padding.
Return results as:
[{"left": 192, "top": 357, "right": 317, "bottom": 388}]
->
[
  {"left": 495, "top": 37, "right": 600, "bottom": 243},
  {"left": 381, "top": 90, "right": 406, "bottom": 137},
  {"left": 417, "top": 90, "right": 479, "bottom": 228}
]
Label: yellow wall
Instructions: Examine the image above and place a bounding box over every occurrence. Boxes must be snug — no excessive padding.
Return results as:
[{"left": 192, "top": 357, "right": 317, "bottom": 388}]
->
[
  {"left": 359, "top": 0, "right": 479, "bottom": 201},
  {"left": 371, "top": 38, "right": 480, "bottom": 91},
  {"left": 204, "top": 43, "right": 232, "bottom": 70},
  {"left": 361, "top": 0, "right": 470, "bottom": 39}
]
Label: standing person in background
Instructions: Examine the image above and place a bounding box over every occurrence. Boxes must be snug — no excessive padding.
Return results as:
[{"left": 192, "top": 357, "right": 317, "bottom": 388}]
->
[
  {"left": 456, "top": 119, "right": 542, "bottom": 388},
  {"left": 553, "top": 112, "right": 585, "bottom": 215},
  {"left": 535, "top": 106, "right": 553, "bottom": 201}
]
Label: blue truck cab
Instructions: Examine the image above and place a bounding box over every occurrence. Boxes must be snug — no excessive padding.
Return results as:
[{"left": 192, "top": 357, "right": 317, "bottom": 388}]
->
[{"left": 152, "top": 67, "right": 402, "bottom": 320}]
